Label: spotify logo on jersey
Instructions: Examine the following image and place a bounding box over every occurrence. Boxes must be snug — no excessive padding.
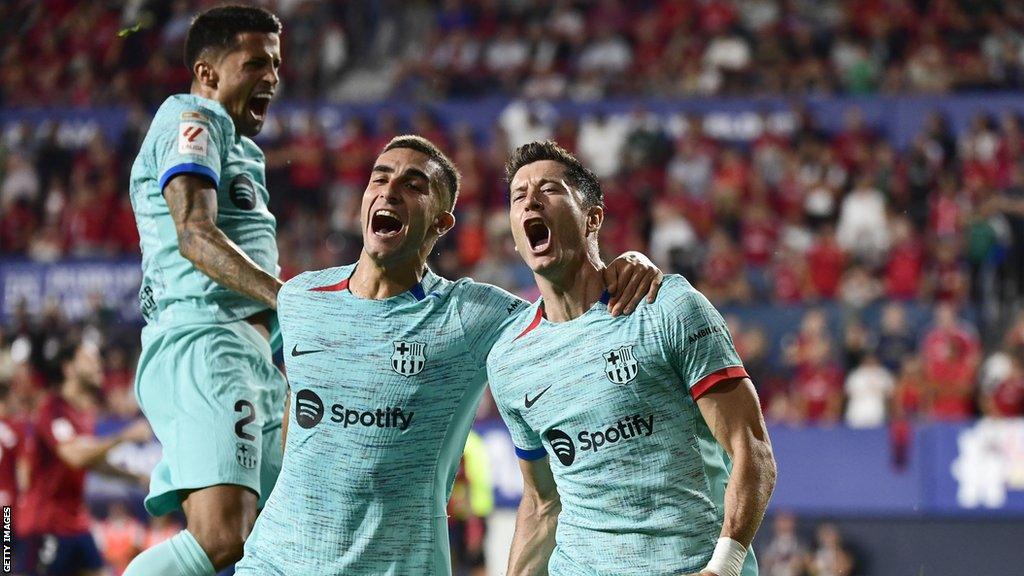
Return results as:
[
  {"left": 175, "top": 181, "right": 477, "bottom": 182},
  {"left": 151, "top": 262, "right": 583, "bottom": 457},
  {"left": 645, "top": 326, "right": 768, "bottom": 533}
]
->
[
  {"left": 229, "top": 173, "right": 256, "bottom": 210},
  {"left": 545, "top": 415, "right": 656, "bottom": 467},
  {"left": 545, "top": 428, "right": 576, "bottom": 466},
  {"left": 295, "top": 389, "right": 325, "bottom": 429}
]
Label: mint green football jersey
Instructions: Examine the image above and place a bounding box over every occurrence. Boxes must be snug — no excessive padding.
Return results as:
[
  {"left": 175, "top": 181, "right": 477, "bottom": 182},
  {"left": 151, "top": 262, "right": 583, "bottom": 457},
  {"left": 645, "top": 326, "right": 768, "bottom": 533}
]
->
[
  {"left": 129, "top": 94, "right": 279, "bottom": 326},
  {"left": 487, "top": 275, "right": 757, "bottom": 576},
  {"left": 237, "top": 265, "right": 527, "bottom": 576}
]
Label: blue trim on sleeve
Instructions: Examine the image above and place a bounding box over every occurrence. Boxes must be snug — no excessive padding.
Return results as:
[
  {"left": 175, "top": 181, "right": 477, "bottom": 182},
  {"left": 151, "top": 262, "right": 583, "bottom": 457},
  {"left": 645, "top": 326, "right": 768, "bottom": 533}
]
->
[
  {"left": 515, "top": 446, "right": 548, "bottom": 461},
  {"left": 158, "top": 163, "right": 219, "bottom": 190},
  {"left": 599, "top": 290, "right": 611, "bottom": 305}
]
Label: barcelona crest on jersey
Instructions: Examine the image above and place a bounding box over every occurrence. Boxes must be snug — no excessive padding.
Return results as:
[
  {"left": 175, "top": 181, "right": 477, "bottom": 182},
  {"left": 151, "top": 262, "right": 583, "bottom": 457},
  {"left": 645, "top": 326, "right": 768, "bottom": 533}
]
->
[
  {"left": 603, "top": 345, "right": 640, "bottom": 385},
  {"left": 392, "top": 341, "right": 427, "bottom": 376}
]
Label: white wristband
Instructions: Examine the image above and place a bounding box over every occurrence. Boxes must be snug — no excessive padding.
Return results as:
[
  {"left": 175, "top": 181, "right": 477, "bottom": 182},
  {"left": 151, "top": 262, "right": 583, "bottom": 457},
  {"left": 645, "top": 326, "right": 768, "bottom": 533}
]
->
[{"left": 704, "top": 537, "right": 747, "bottom": 576}]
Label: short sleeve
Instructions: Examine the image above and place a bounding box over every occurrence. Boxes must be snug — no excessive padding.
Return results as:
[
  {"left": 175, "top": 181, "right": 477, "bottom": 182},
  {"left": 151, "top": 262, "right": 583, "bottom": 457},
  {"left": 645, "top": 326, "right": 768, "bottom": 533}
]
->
[
  {"left": 456, "top": 281, "right": 529, "bottom": 364},
  {"left": 492, "top": 390, "right": 545, "bottom": 459},
  {"left": 155, "top": 109, "right": 228, "bottom": 191},
  {"left": 656, "top": 277, "right": 748, "bottom": 400}
]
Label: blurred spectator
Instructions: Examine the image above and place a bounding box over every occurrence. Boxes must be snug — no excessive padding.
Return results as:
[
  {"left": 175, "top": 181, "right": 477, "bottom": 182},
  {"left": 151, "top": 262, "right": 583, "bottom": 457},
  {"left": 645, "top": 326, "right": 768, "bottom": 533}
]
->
[
  {"left": 793, "top": 344, "right": 845, "bottom": 426},
  {"left": 760, "top": 512, "right": 809, "bottom": 576},
  {"left": 698, "top": 229, "right": 751, "bottom": 304},
  {"left": 921, "top": 304, "right": 981, "bottom": 421},
  {"left": 992, "top": 161, "right": 1024, "bottom": 298},
  {"left": 577, "top": 113, "right": 630, "bottom": 178},
  {"left": 844, "top": 353, "right": 895, "bottom": 428},
  {"left": 1, "top": 153, "right": 40, "bottom": 207},
  {"left": 649, "top": 201, "right": 697, "bottom": 274},
  {"left": 893, "top": 356, "right": 929, "bottom": 422},
  {"left": 806, "top": 225, "right": 846, "bottom": 300},
  {"left": 740, "top": 202, "right": 778, "bottom": 269},
  {"left": 876, "top": 303, "right": 917, "bottom": 374},
  {"left": 785, "top": 310, "right": 844, "bottom": 425},
  {"left": 500, "top": 100, "right": 555, "bottom": 150},
  {"left": 884, "top": 216, "right": 926, "bottom": 300},
  {"left": 6, "top": 0, "right": 1024, "bottom": 106},
  {"left": 0, "top": 385, "right": 23, "bottom": 509},
  {"left": 771, "top": 246, "right": 813, "bottom": 305},
  {"left": 841, "top": 320, "right": 872, "bottom": 369},
  {"left": 838, "top": 265, "right": 883, "bottom": 310},
  {"left": 836, "top": 174, "right": 889, "bottom": 265},
  {"left": 809, "top": 523, "right": 854, "bottom": 576},
  {"left": 979, "top": 350, "right": 1024, "bottom": 418},
  {"left": 922, "top": 239, "right": 969, "bottom": 304},
  {"left": 785, "top": 309, "right": 833, "bottom": 373},
  {"left": 1002, "top": 310, "right": 1024, "bottom": 359},
  {"left": 577, "top": 24, "right": 633, "bottom": 81},
  {"left": 667, "top": 132, "right": 715, "bottom": 198},
  {"left": 94, "top": 500, "right": 146, "bottom": 575},
  {"left": 0, "top": 329, "right": 14, "bottom": 385}
]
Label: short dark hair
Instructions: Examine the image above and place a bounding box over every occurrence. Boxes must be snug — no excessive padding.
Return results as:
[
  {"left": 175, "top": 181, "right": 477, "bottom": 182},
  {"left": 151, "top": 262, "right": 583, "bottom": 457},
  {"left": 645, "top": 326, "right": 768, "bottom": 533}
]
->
[
  {"left": 184, "top": 5, "right": 282, "bottom": 70},
  {"left": 45, "top": 336, "right": 82, "bottom": 388},
  {"left": 504, "top": 141, "right": 603, "bottom": 208},
  {"left": 383, "top": 135, "right": 460, "bottom": 212}
]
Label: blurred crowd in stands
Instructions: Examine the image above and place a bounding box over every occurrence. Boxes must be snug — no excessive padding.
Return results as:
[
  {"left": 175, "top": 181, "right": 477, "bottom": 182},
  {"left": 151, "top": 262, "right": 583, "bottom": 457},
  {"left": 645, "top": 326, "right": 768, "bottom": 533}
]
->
[
  {"left": 3, "top": 0, "right": 1024, "bottom": 573},
  {"left": 5, "top": 0, "right": 1024, "bottom": 106},
  {"left": 5, "top": 98, "right": 1024, "bottom": 429},
  {"left": 759, "top": 513, "right": 858, "bottom": 576}
]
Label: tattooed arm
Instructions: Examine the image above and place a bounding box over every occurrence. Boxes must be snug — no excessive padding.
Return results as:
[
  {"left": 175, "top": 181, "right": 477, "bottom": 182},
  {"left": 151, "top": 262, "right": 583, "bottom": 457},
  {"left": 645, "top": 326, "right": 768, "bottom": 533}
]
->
[{"left": 164, "top": 174, "right": 283, "bottom": 309}]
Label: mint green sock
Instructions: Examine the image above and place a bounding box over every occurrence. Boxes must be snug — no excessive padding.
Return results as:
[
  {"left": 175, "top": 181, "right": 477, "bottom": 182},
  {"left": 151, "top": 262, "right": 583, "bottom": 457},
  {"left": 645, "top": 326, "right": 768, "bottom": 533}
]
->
[{"left": 124, "top": 529, "right": 216, "bottom": 576}]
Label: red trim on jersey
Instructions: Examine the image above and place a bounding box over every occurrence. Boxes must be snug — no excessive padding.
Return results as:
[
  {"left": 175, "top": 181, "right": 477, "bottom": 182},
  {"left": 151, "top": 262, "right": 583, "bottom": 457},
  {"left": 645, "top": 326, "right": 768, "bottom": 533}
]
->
[
  {"left": 690, "top": 366, "right": 749, "bottom": 400},
  {"left": 514, "top": 307, "right": 544, "bottom": 340},
  {"left": 310, "top": 279, "right": 349, "bottom": 292}
]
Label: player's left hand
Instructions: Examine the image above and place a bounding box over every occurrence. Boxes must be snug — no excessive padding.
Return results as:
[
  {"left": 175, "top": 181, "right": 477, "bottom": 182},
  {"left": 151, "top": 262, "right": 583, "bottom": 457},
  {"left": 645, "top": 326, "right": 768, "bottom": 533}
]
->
[{"left": 603, "top": 251, "right": 663, "bottom": 316}]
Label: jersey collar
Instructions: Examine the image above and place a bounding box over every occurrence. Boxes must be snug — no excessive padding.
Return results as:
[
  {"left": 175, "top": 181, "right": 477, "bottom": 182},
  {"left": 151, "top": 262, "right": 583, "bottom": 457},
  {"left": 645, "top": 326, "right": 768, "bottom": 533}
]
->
[{"left": 317, "top": 265, "right": 438, "bottom": 302}]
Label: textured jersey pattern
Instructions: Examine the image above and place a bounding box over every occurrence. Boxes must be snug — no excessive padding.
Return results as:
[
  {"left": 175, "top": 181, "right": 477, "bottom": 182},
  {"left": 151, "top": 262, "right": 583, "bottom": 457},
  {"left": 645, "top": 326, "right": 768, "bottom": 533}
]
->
[
  {"left": 129, "top": 94, "right": 279, "bottom": 326},
  {"left": 239, "top": 265, "right": 525, "bottom": 575},
  {"left": 487, "top": 275, "right": 757, "bottom": 576}
]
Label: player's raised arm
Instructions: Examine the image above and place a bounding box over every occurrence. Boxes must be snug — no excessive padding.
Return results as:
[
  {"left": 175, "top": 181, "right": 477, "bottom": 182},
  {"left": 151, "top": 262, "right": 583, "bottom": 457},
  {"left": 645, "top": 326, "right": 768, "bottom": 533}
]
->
[
  {"left": 693, "top": 378, "right": 777, "bottom": 576},
  {"left": 164, "top": 173, "right": 283, "bottom": 309},
  {"left": 508, "top": 458, "right": 560, "bottom": 576},
  {"left": 54, "top": 418, "right": 152, "bottom": 470}
]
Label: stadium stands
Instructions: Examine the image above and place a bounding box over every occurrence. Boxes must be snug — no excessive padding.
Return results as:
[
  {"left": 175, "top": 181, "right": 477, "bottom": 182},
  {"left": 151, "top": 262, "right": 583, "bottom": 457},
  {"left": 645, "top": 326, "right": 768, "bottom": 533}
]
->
[{"left": 3, "top": 1, "right": 1024, "bottom": 574}]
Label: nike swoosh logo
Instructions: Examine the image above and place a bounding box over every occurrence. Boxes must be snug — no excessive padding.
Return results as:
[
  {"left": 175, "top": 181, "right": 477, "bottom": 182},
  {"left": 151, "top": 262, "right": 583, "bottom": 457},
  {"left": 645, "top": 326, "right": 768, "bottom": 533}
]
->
[
  {"left": 524, "top": 385, "right": 553, "bottom": 409},
  {"left": 291, "top": 345, "right": 324, "bottom": 357}
]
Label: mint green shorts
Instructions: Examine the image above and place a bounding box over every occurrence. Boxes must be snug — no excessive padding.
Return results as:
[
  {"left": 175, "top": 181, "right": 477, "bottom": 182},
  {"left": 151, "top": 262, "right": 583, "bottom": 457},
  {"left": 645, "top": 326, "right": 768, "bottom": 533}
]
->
[{"left": 135, "top": 320, "right": 286, "bottom": 516}]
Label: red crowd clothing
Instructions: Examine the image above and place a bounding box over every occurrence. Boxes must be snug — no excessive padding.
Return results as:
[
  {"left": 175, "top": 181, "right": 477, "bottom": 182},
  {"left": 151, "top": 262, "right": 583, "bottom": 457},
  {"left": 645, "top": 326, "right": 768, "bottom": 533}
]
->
[
  {"left": 21, "top": 394, "right": 93, "bottom": 536},
  {"left": 0, "top": 419, "right": 23, "bottom": 508}
]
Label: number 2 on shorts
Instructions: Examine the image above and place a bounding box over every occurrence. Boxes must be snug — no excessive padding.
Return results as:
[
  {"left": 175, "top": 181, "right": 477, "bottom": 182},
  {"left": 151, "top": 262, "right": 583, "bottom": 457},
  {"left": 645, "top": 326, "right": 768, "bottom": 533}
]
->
[{"left": 234, "top": 399, "right": 256, "bottom": 441}]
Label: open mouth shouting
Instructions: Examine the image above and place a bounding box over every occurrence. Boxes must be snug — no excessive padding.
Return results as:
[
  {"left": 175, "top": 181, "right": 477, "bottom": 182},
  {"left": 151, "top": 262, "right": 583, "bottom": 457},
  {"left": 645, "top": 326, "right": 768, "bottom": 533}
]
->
[
  {"left": 248, "top": 92, "right": 274, "bottom": 123},
  {"left": 371, "top": 208, "right": 405, "bottom": 239},
  {"left": 523, "top": 216, "right": 551, "bottom": 254}
]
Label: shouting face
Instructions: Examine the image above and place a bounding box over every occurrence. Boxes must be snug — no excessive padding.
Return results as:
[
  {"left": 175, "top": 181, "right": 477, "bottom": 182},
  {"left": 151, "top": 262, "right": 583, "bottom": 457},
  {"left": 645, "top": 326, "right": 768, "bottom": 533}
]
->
[
  {"left": 508, "top": 159, "right": 603, "bottom": 279},
  {"left": 360, "top": 147, "right": 454, "bottom": 267},
  {"left": 202, "top": 32, "right": 280, "bottom": 137}
]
